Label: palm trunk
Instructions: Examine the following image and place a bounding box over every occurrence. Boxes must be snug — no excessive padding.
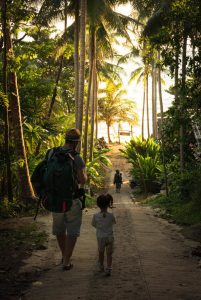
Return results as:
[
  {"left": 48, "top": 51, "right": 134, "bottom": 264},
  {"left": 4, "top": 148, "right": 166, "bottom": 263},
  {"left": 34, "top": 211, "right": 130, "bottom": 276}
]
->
[
  {"left": 152, "top": 60, "right": 157, "bottom": 138},
  {"left": 157, "top": 53, "right": 168, "bottom": 196},
  {"left": 90, "top": 57, "right": 96, "bottom": 162},
  {"left": 89, "top": 29, "right": 96, "bottom": 162},
  {"left": 180, "top": 34, "right": 187, "bottom": 172},
  {"left": 107, "top": 123, "right": 111, "bottom": 143},
  {"left": 146, "top": 74, "right": 150, "bottom": 138},
  {"left": 48, "top": 56, "right": 64, "bottom": 117},
  {"left": 158, "top": 52, "right": 163, "bottom": 125},
  {"left": 77, "top": 0, "right": 86, "bottom": 136},
  {"left": 83, "top": 31, "right": 94, "bottom": 163},
  {"left": 141, "top": 76, "right": 146, "bottom": 140},
  {"left": 2, "top": 0, "right": 13, "bottom": 202},
  {"left": 95, "top": 73, "right": 98, "bottom": 140},
  {"left": 154, "top": 64, "right": 158, "bottom": 137},
  {"left": 74, "top": 1, "right": 79, "bottom": 127},
  {"left": 7, "top": 29, "right": 35, "bottom": 202}
]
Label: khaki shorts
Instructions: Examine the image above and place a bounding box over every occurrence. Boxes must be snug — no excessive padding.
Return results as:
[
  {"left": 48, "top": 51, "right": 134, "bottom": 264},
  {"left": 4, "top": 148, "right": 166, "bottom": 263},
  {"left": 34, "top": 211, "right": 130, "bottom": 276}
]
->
[
  {"left": 97, "top": 237, "right": 114, "bottom": 254},
  {"left": 52, "top": 199, "right": 82, "bottom": 237}
]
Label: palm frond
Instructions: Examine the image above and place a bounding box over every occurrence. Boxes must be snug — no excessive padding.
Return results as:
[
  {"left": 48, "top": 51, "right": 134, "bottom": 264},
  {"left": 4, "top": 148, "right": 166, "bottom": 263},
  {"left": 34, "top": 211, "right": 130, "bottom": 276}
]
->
[
  {"left": 129, "top": 67, "right": 143, "bottom": 83},
  {"left": 143, "top": 0, "right": 172, "bottom": 36}
]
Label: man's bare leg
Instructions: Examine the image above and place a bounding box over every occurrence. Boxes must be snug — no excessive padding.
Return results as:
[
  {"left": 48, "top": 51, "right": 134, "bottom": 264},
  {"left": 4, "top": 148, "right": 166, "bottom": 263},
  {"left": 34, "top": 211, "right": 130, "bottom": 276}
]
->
[
  {"left": 63, "top": 235, "right": 77, "bottom": 267},
  {"left": 56, "top": 234, "right": 67, "bottom": 258}
]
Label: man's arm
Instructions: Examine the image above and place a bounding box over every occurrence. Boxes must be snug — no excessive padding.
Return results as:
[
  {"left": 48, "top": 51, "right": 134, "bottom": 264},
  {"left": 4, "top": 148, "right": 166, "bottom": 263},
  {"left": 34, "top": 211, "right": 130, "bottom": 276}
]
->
[
  {"left": 77, "top": 167, "right": 87, "bottom": 185},
  {"left": 74, "top": 155, "right": 87, "bottom": 186}
]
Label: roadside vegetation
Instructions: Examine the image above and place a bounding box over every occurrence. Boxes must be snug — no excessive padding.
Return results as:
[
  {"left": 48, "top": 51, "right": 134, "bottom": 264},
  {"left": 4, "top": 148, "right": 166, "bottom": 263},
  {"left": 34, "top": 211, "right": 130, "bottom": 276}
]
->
[{"left": 123, "top": 135, "right": 201, "bottom": 226}]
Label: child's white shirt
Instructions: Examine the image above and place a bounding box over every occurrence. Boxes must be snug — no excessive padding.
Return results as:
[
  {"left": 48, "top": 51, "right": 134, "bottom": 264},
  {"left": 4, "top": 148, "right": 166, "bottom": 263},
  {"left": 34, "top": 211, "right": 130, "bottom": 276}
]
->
[{"left": 91, "top": 211, "right": 116, "bottom": 238}]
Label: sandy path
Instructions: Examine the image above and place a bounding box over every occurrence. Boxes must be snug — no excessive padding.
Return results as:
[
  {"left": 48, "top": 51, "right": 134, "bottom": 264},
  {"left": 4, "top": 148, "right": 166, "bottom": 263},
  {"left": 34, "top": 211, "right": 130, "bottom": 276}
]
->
[{"left": 22, "top": 147, "right": 201, "bottom": 300}]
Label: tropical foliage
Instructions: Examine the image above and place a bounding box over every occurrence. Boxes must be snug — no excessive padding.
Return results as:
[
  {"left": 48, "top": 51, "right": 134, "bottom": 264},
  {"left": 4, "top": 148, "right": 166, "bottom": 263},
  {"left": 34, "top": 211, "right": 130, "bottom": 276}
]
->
[
  {"left": 121, "top": 137, "right": 163, "bottom": 193},
  {"left": 1, "top": 0, "right": 201, "bottom": 224}
]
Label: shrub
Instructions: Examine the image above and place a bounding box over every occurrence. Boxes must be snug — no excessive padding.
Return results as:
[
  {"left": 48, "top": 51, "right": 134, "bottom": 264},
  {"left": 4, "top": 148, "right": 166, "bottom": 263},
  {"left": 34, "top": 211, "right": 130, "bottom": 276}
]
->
[{"left": 121, "top": 137, "right": 162, "bottom": 193}]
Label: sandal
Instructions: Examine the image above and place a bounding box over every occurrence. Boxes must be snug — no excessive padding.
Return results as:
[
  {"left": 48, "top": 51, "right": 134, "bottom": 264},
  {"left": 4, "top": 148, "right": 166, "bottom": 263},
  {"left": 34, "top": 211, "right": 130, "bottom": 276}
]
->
[{"left": 62, "top": 263, "right": 73, "bottom": 271}]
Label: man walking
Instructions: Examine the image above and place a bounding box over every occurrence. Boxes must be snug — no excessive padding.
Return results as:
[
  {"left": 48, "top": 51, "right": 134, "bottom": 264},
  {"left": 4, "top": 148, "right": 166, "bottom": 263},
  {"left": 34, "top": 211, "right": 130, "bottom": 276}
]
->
[{"left": 52, "top": 128, "right": 87, "bottom": 270}]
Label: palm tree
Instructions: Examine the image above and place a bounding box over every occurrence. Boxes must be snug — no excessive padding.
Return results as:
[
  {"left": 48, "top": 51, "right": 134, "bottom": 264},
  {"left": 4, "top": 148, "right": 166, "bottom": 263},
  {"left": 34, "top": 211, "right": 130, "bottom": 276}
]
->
[
  {"left": 74, "top": 0, "right": 80, "bottom": 128},
  {"left": 83, "top": 29, "right": 94, "bottom": 162},
  {"left": 98, "top": 81, "right": 138, "bottom": 142},
  {"left": 83, "top": 0, "right": 140, "bottom": 160},
  {"left": 77, "top": 0, "right": 86, "bottom": 135},
  {"left": 151, "top": 57, "right": 157, "bottom": 138},
  {"left": 47, "top": 0, "right": 68, "bottom": 118},
  {"left": 129, "top": 60, "right": 151, "bottom": 139},
  {"left": 157, "top": 51, "right": 163, "bottom": 125}
]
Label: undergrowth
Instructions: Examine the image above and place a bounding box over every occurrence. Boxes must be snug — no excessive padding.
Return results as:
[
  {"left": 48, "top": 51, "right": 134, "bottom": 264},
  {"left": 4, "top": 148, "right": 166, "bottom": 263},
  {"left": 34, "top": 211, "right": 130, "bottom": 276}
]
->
[{"left": 145, "top": 194, "right": 201, "bottom": 225}]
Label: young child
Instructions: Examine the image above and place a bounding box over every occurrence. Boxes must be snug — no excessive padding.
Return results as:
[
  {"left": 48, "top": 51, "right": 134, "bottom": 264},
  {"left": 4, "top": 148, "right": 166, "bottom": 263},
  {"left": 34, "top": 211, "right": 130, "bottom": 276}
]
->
[{"left": 91, "top": 194, "right": 116, "bottom": 276}]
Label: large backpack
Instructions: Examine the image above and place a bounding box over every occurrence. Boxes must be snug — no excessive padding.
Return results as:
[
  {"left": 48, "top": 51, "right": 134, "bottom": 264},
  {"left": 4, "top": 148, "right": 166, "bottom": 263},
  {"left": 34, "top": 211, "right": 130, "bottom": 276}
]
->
[{"left": 31, "top": 147, "right": 78, "bottom": 213}]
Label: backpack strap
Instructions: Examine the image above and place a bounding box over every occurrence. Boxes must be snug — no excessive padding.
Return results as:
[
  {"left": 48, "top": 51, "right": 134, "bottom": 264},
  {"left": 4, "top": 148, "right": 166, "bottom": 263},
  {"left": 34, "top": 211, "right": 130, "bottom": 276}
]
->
[{"left": 45, "top": 147, "right": 59, "bottom": 161}]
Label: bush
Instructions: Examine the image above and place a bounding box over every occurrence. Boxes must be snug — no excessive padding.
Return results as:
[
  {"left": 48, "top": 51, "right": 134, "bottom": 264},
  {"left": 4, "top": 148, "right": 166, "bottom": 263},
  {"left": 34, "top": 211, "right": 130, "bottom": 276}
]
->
[
  {"left": 168, "top": 166, "right": 201, "bottom": 205},
  {"left": 122, "top": 137, "right": 163, "bottom": 193}
]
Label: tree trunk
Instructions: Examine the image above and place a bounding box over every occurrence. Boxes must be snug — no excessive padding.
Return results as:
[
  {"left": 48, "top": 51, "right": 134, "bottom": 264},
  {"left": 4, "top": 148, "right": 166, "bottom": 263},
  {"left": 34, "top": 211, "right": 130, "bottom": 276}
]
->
[
  {"left": 83, "top": 31, "right": 94, "bottom": 163},
  {"left": 157, "top": 52, "right": 168, "bottom": 196},
  {"left": 141, "top": 76, "right": 146, "bottom": 140},
  {"left": 146, "top": 74, "right": 150, "bottom": 138},
  {"left": 152, "top": 60, "right": 157, "bottom": 138},
  {"left": 77, "top": 0, "right": 86, "bottom": 136},
  {"left": 90, "top": 57, "right": 96, "bottom": 162},
  {"left": 154, "top": 64, "right": 158, "bottom": 137},
  {"left": 89, "top": 29, "right": 96, "bottom": 162},
  {"left": 175, "top": 47, "right": 179, "bottom": 102},
  {"left": 74, "top": 1, "right": 79, "bottom": 127},
  {"left": 2, "top": 0, "right": 13, "bottom": 202},
  {"left": 7, "top": 29, "right": 35, "bottom": 202},
  {"left": 180, "top": 34, "right": 187, "bottom": 172},
  {"left": 48, "top": 56, "right": 64, "bottom": 117},
  {"left": 95, "top": 71, "right": 98, "bottom": 140},
  {"left": 158, "top": 52, "right": 164, "bottom": 125},
  {"left": 107, "top": 123, "right": 111, "bottom": 143}
]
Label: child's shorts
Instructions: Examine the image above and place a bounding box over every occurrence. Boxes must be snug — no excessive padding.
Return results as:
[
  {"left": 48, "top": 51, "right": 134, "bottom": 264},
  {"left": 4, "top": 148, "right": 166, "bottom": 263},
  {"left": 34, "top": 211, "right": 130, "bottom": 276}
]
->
[
  {"left": 52, "top": 199, "right": 82, "bottom": 237},
  {"left": 97, "top": 237, "right": 114, "bottom": 254}
]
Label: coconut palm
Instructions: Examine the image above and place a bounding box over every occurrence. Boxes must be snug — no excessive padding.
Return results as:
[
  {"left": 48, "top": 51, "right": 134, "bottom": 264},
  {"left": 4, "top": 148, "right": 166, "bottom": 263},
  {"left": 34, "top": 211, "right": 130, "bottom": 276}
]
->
[
  {"left": 98, "top": 81, "right": 138, "bottom": 143},
  {"left": 129, "top": 59, "right": 151, "bottom": 139},
  {"left": 83, "top": 0, "right": 140, "bottom": 161}
]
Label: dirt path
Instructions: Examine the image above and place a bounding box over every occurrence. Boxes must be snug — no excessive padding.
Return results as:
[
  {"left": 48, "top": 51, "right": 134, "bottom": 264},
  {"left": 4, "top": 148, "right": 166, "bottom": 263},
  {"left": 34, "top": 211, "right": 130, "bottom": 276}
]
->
[{"left": 22, "top": 147, "right": 201, "bottom": 300}]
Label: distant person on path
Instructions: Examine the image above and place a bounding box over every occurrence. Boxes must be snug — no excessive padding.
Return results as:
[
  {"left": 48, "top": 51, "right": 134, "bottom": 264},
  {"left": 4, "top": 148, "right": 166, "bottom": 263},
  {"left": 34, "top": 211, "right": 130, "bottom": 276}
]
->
[
  {"left": 113, "top": 169, "right": 123, "bottom": 193},
  {"left": 92, "top": 194, "right": 116, "bottom": 276},
  {"left": 51, "top": 128, "right": 87, "bottom": 270}
]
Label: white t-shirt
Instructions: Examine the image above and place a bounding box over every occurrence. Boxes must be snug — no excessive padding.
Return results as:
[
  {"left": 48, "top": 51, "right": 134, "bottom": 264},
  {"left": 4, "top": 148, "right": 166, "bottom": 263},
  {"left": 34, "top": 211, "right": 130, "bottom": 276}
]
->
[{"left": 91, "top": 211, "right": 116, "bottom": 238}]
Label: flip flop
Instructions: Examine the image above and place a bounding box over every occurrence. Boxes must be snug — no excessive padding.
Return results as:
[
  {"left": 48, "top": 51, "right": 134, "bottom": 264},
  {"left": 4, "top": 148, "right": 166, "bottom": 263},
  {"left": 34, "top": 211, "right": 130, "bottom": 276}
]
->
[{"left": 62, "top": 263, "right": 73, "bottom": 271}]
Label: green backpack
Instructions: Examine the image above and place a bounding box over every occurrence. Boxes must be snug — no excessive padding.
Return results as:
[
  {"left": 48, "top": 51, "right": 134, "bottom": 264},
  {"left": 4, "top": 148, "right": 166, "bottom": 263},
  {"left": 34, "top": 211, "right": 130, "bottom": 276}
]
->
[{"left": 32, "top": 147, "right": 78, "bottom": 213}]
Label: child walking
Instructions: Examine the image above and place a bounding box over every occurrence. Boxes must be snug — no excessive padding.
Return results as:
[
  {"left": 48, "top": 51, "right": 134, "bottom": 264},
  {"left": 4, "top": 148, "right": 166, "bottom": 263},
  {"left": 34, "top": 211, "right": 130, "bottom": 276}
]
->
[{"left": 91, "top": 194, "right": 116, "bottom": 276}]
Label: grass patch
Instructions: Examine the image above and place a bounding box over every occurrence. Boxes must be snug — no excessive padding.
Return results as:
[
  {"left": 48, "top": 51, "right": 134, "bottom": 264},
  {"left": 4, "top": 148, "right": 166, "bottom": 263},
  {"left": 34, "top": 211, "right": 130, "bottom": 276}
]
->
[{"left": 145, "top": 194, "right": 201, "bottom": 225}]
